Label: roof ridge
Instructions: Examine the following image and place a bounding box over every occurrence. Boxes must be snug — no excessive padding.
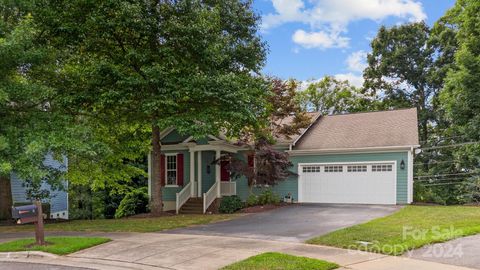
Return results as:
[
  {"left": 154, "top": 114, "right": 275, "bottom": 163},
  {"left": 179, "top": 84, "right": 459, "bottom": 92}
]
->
[{"left": 320, "top": 107, "right": 416, "bottom": 117}]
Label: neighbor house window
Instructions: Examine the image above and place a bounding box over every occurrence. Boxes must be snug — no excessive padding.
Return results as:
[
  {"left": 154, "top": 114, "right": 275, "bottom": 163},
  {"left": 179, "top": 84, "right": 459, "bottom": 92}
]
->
[
  {"left": 166, "top": 155, "right": 177, "bottom": 185},
  {"left": 324, "top": 165, "right": 343, "bottom": 172},
  {"left": 371, "top": 164, "right": 393, "bottom": 172},
  {"left": 347, "top": 165, "right": 367, "bottom": 172}
]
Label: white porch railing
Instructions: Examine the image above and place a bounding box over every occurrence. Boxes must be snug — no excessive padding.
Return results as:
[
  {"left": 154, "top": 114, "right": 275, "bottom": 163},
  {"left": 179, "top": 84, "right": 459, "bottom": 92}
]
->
[
  {"left": 220, "top": 182, "right": 236, "bottom": 196},
  {"left": 203, "top": 181, "right": 218, "bottom": 213},
  {"left": 175, "top": 182, "right": 192, "bottom": 214}
]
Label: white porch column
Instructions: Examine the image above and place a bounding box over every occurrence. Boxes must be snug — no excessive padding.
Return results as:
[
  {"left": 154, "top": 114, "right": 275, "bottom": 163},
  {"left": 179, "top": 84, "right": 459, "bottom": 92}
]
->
[
  {"left": 215, "top": 150, "right": 221, "bottom": 198},
  {"left": 190, "top": 150, "right": 195, "bottom": 197},
  {"left": 197, "top": 151, "right": 202, "bottom": 198}
]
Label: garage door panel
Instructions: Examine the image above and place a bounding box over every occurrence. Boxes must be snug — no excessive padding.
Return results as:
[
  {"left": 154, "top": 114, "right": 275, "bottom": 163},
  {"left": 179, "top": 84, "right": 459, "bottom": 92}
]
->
[{"left": 300, "top": 163, "right": 396, "bottom": 205}]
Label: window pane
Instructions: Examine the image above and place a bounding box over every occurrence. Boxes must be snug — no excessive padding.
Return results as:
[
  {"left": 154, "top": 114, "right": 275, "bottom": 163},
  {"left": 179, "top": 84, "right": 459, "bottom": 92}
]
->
[{"left": 166, "top": 155, "right": 177, "bottom": 185}]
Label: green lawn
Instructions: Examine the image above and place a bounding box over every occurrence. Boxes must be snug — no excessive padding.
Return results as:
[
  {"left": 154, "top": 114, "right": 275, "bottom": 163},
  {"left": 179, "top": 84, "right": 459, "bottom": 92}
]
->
[
  {"left": 308, "top": 205, "right": 480, "bottom": 255},
  {"left": 221, "top": 252, "right": 339, "bottom": 270},
  {"left": 0, "top": 237, "right": 110, "bottom": 255},
  {"left": 0, "top": 214, "right": 237, "bottom": 233}
]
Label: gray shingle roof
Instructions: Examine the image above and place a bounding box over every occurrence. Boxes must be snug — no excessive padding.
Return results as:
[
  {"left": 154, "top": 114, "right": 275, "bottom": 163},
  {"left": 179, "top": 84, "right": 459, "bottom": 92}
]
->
[
  {"left": 274, "top": 112, "right": 321, "bottom": 145},
  {"left": 294, "top": 108, "right": 419, "bottom": 150}
]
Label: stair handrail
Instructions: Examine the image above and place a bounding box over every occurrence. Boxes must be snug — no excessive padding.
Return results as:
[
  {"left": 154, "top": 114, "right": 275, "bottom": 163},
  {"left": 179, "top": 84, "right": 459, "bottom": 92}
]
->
[
  {"left": 175, "top": 181, "right": 192, "bottom": 214},
  {"left": 203, "top": 181, "right": 218, "bottom": 213}
]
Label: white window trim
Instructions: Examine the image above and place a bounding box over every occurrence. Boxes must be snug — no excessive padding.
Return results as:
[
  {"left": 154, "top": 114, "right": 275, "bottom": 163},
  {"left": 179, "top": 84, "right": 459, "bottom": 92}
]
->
[{"left": 165, "top": 153, "right": 178, "bottom": 187}]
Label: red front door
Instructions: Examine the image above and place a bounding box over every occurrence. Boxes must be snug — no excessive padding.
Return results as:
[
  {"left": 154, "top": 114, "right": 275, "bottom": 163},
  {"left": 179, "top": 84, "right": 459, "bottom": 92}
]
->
[{"left": 220, "top": 161, "right": 230, "bottom": 181}]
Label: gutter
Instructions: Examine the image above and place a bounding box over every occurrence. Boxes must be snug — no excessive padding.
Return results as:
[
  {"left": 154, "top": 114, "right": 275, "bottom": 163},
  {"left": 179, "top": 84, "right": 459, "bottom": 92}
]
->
[{"left": 288, "top": 145, "right": 421, "bottom": 156}]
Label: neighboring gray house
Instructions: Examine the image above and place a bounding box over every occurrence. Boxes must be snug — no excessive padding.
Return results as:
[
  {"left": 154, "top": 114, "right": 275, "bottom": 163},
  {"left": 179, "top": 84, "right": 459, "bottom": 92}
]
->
[{"left": 10, "top": 153, "right": 69, "bottom": 219}]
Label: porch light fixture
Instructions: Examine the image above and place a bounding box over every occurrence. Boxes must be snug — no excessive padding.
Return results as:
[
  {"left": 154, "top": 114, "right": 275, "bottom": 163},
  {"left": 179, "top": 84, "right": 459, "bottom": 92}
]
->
[{"left": 400, "top": 160, "right": 405, "bottom": 170}]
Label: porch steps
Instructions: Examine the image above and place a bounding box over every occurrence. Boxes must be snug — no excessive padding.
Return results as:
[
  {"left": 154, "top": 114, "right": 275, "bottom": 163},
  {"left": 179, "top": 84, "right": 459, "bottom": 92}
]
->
[{"left": 179, "top": 198, "right": 203, "bottom": 214}]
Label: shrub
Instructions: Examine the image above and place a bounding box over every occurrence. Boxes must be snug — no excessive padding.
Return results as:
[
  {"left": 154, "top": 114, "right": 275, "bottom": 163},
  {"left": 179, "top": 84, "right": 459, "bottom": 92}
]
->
[
  {"left": 219, "top": 196, "right": 244, "bottom": 213},
  {"left": 257, "top": 189, "right": 281, "bottom": 205},
  {"left": 114, "top": 187, "right": 149, "bottom": 218},
  {"left": 246, "top": 194, "right": 258, "bottom": 207}
]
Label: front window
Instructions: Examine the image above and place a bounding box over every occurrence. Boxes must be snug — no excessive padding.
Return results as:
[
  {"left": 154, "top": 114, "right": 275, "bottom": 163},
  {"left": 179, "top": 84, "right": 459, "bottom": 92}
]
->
[{"left": 166, "top": 155, "right": 177, "bottom": 185}]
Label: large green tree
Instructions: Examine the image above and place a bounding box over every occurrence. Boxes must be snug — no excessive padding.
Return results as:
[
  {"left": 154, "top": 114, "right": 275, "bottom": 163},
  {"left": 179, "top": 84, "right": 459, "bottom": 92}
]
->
[
  {"left": 439, "top": 0, "right": 480, "bottom": 202},
  {"left": 34, "top": 0, "right": 267, "bottom": 214},
  {"left": 364, "top": 22, "right": 441, "bottom": 146},
  {"left": 362, "top": 21, "right": 462, "bottom": 204},
  {"left": 0, "top": 3, "right": 65, "bottom": 217},
  {"left": 298, "top": 76, "right": 368, "bottom": 114}
]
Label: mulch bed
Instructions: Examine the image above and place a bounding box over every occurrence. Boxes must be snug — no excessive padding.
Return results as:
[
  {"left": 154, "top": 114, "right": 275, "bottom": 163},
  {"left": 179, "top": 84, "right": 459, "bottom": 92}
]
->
[
  {"left": 239, "top": 203, "right": 291, "bottom": 213},
  {"left": 462, "top": 203, "right": 480, "bottom": 207},
  {"left": 127, "top": 211, "right": 176, "bottom": 218},
  {"left": 0, "top": 218, "right": 68, "bottom": 226},
  {"left": 411, "top": 202, "right": 445, "bottom": 206},
  {"left": 411, "top": 202, "right": 480, "bottom": 207}
]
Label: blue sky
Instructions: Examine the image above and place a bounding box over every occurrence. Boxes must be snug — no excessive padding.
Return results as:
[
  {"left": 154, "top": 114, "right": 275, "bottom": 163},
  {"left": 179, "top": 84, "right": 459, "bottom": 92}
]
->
[{"left": 253, "top": 0, "right": 456, "bottom": 86}]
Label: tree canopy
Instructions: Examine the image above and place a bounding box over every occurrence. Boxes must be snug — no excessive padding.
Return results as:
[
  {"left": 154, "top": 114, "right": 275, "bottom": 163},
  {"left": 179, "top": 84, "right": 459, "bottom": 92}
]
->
[
  {"left": 32, "top": 0, "right": 267, "bottom": 213},
  {"left": 297, "top": 76, "right": 367, "bottom": 114}
]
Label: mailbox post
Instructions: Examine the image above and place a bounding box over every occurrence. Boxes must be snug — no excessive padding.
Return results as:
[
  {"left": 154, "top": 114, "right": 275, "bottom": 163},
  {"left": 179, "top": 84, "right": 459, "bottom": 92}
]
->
[
  {"left": 11, "top": 201, "right": 45, "bottom": 245},
  {"left": 34, "top": 200, "right": 45, "bottom": 245}
]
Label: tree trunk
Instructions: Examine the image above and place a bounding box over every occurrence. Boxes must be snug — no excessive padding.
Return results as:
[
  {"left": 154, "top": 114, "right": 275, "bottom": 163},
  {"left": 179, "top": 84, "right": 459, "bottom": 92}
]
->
[
  {"left": 150, "top": 124, "right": 163, "bottom": 214},
  {"left": 0, "top": 175, "right": 13, "bottom": 220}
]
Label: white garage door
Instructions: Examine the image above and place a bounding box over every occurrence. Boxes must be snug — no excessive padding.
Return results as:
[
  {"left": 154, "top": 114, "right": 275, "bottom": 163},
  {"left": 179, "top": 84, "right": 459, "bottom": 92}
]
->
[{"left": 299, "top": 163, "right": 396, "bottom": 204}]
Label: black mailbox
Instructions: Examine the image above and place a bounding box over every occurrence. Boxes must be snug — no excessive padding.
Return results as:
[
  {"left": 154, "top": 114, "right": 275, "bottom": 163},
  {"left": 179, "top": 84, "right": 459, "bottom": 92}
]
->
[{"left": 12, "top": 205, "right": 38, "bottom": 224}]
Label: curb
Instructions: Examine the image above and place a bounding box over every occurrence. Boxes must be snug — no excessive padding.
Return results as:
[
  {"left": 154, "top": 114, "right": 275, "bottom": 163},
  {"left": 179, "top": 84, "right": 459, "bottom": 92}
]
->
[{"left": 0, "top": 251, "right": 58, "bottom": 259}]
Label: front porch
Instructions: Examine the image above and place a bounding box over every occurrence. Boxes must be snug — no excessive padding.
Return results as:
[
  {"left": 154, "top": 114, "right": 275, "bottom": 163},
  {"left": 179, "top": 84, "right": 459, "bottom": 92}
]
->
[
  {"left": 176, "top": 143, "right": 240, "bottom": 214},
  {"left": 147, "top": 130, "right": 247, "bottom": 214}
]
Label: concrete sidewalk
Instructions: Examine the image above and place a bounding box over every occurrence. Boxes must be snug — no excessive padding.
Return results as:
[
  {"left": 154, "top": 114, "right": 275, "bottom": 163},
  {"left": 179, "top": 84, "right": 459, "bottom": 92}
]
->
[{"left": 0, "top": 233, "right": 476, "bottom": 270}]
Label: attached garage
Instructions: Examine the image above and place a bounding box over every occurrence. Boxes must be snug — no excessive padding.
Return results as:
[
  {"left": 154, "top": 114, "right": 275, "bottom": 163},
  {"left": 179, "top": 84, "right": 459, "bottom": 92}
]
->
[
  {"left": 298, "top": 162, "right": 397, "bottom": 204},
  {"left": 288, "top": 108, "right": 420, "bottom": 205}
]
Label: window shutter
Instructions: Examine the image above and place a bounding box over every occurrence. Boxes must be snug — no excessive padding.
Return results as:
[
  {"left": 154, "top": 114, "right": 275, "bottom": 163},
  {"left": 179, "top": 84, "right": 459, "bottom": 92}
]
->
[
  {"left": 247, "top": 154, "right": 254, "bottom": 167},
  {"left": 177, "top": 153, "right": 184, "bottom": 186},
  {"left": 160, "top": 154, "right": 165, "bottom": 186}
]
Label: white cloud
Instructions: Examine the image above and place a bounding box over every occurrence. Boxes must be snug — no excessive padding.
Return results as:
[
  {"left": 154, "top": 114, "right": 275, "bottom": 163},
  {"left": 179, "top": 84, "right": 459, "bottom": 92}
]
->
[
  {"left": 262, "top": 0, "right": 306, "bottom": 30},
  {"left": 346, "top": 50, "right": 368, "bottom": 72},
  {"left": 292, "top": 30, "right": 349, "bottom": 49},
  {"left": 262, "top": 0, "right": 427, "bottom": 49},
  {"left": 334, "top": 73, "right": 364, "bottom": 87}
]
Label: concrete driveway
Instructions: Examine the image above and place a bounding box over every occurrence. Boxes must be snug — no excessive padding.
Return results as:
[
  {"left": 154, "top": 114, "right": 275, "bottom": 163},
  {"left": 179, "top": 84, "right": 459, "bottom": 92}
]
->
[{"left": 166, "top": 204, "right": 401, "bottom": 242}]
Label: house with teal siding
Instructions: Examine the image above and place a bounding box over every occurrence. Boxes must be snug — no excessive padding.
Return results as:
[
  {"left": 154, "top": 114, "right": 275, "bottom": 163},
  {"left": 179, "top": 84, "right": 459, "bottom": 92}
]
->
[{"left": 148, "top": 108, "right": 419, "bottom": 213}]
